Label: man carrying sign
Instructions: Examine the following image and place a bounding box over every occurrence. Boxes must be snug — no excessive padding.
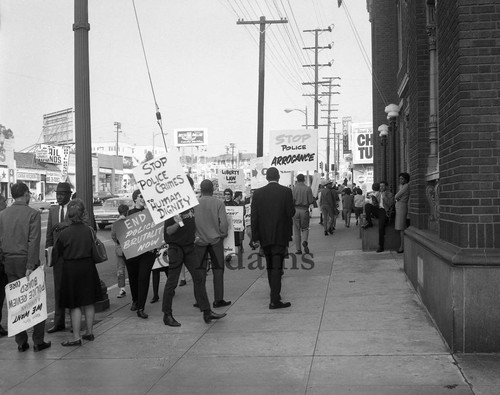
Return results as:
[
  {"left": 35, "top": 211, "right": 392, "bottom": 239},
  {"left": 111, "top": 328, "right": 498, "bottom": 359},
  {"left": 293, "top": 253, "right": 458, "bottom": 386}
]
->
[
  {"left": 0, "top": 182, "right": 51, "bottom": 352},
  {"left": 162, "top": 176, "right": 226, "bottom": 326}
]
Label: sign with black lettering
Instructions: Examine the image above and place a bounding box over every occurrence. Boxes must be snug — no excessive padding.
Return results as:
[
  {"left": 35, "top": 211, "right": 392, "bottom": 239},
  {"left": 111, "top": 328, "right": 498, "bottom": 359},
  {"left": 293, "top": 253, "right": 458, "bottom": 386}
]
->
[
  {"left": 5, "top": 267, "right": 47, "bottom": 337},
  {"left": 225, "top": 206, "right": 244, "bottom": 232},
  {"left": 218, "top": 169, "right": 245, "bottom": 191},
  {"left": 269, "top": 129, "right": 318, "bottom": 171},
  {"left": 132, "top": 150, "right": 198, "bottom": 225},
  {"left": 113, "top": 209, "right": 165, "bottom": 259},
  {"left": 352, "top": 123, "right": 374, "bottom": 165}
]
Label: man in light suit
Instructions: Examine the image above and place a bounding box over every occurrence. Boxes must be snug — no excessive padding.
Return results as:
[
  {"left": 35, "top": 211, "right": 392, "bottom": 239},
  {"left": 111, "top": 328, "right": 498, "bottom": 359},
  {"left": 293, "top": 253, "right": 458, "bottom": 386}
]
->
[
  {"left": 46, "top": 182, "right": 73, "bottom": 333},
  {"left": 251, "top": 167, "right": 295, "bottom": 309},
  {"left": 0, "top": 182, "right": 51, "bottom": 351}
]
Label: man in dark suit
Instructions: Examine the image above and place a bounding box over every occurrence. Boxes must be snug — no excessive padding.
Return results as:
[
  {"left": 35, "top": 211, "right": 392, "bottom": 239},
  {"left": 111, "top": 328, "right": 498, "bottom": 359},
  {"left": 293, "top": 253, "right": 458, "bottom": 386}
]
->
[
  {"left": 46, "top": 182, "right": 73, "bottom": 333},
  {"left": 251, "top": 167, "right": 295, "bottom": 309}
]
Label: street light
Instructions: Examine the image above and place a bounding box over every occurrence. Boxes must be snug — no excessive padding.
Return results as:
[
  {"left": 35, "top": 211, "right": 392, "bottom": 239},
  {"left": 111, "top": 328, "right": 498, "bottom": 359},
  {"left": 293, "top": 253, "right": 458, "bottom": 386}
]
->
[
  {"left": 385, "top": 103, "right": 400, "bottom": 190},
  {"left": 378, "top": 124, "right": 389, "bottom": 182},
  {"left": 284, "top": 107, "right": 309, "bottom": 129}
]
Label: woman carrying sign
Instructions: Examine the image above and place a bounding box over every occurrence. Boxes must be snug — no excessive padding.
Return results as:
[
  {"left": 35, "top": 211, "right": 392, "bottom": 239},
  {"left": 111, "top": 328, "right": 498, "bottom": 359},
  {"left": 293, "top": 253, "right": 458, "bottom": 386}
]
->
[{"left": 125, "top": 190, "right": 156, "bottom": 319}]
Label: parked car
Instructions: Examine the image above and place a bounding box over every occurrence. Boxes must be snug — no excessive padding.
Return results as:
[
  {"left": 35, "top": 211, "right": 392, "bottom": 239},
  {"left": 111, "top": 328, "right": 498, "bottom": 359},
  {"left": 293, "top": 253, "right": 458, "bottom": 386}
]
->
[{"left": 94, "top": 197, "right": 134, "bottom": 229}]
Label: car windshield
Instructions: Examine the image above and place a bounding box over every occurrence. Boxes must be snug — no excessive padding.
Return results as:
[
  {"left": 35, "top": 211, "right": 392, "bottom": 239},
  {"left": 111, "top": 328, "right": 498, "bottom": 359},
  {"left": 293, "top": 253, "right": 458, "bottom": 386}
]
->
[{"left": 104, "top": 199, "right": 131, "bottom": 208}]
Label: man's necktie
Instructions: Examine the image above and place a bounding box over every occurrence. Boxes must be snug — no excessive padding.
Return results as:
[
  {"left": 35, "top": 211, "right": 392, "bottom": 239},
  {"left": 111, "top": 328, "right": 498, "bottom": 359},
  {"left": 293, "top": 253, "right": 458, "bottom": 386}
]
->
[{"left": 60, "top": 206, "right": 64, "bottom": 223}]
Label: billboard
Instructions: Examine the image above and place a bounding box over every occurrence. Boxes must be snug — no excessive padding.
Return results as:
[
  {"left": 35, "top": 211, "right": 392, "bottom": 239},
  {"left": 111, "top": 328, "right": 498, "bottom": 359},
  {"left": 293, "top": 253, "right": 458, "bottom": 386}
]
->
[
  {"left": 351, "top": 123, "right": 373, "bottom": 165},
  {"left": 42, "top": 108, "right": 74, "bottom": 145},
  {"left": 174, "top": 128, "right": 207, "bottom": 147}
]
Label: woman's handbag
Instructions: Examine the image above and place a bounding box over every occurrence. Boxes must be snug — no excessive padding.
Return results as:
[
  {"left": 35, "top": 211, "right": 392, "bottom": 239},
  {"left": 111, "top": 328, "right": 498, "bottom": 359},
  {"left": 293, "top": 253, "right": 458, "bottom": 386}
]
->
[{"left": 90, "top": 227, "right": 108, "bottom": 263}]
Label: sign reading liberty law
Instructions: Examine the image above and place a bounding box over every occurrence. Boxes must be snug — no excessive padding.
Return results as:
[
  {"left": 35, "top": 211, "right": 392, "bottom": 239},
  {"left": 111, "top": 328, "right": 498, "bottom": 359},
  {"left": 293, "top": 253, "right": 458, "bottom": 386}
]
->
[
  {"left": 174, "top": 128, "right": 207, "bottom": 147},
  {"left": 132, "top": 150, "right": 198, "bottom": 225},
  {"left": 268, "top": 129, "right": 318, "bottom": 172},
  {"left": 218, "top": 169, "right": 245, "bottom": 192},
  {"left": 5, "top": 267, "right": 47, "bottom": 337},
  {"left": 113, "top": 209, "right": 164, "bottom": 260}
]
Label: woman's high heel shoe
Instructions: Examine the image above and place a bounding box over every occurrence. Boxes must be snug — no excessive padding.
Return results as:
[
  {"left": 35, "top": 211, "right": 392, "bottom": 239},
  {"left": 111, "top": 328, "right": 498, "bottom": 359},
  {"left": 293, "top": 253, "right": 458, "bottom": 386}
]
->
[{"left": 61, "top": 339, "right": 82, "bottom": 347}]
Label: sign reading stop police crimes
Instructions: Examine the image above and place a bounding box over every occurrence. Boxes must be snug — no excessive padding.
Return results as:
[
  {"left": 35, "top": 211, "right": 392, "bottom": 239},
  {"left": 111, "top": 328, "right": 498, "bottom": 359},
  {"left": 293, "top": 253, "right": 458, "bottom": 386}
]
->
[
  {"left": 269, "top": 129, "right": 318, "bottom": 171},
  {"left": 218, "top": 169, "right": 245, "bottom": 192},
  {"left": 133, "top": 150, "right": 198, "bottom": 225},
  {"left": 113, "top": 209, "right": 165, "bottom": 259},
  {"left": 5, "top": 267, "right": 47, "bottom": 337}
]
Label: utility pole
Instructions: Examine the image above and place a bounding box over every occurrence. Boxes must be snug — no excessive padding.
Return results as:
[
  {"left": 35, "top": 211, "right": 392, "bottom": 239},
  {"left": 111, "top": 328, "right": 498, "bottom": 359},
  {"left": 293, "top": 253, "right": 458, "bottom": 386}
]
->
[
  {"left": 320, "top": 77, "right": 341, "bottom": 179},
  {"left": 302, "top": 27, "right": 332, "bottom": 129},
  {"left": 114, "top": 122, "right": 122, "bottom": 156},
  {"left": 237, "top": 16, "right": 288, "bottom": 157},
  {"left": 74, "top": 0, "right": 94, "bottom": 226},
  {"left": 230, "top": 143, "right": 236, "bottom": 169}
]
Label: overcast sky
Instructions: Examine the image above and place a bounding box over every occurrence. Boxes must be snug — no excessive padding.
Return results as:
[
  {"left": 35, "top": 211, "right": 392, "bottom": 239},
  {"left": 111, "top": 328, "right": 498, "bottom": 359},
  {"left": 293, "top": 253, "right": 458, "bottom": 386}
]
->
[{"left": 0, "top": 0, "right": 372, "bottom": 160}]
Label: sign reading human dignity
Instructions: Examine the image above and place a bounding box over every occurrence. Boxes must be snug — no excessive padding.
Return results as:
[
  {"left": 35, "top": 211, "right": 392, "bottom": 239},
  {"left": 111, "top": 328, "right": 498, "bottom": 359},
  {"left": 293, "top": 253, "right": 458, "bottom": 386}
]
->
[{"left": 132, "top": 151, "right": 198, "bottom": 225}]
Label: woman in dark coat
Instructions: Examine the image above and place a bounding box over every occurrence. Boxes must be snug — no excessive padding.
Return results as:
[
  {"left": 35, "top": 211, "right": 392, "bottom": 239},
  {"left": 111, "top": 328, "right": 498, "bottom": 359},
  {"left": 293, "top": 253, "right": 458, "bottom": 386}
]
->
[{"left": 53, "top": 199, "right": 102, "bottom": 346}]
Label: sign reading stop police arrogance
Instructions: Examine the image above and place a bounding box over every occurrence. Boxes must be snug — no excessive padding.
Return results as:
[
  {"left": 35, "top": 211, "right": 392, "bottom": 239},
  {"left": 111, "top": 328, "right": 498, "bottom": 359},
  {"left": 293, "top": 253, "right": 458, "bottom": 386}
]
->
[
  {"left": 269, "top": 129, "right": 318, "bottom": 172},
  {"left": 132, "top": 151, "right": 198, "bottom": 225}
]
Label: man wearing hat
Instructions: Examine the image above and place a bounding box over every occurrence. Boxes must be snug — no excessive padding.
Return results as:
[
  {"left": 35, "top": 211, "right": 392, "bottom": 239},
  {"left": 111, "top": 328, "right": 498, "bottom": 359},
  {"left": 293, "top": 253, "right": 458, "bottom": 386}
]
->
[{"left": 45, "top": 182, "right": 73, "bottom": 333}]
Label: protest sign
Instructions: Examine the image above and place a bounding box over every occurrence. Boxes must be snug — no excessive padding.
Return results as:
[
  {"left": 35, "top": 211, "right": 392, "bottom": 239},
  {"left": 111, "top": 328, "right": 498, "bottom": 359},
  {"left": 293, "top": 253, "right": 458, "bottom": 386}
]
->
[
  {"left": 218, "top": 169, "right": 245, "bottom": 192},
  {"left": 250, "top": 157, "right": 293, "bottom": 189},
  {"left": 113, "top": 209, "right": 164, "bottom": 259},
  {"left": 225, "top": 206, "right": 244, "bottom": 232},
  {"left": 269, "top": 129, "right": 318, "bottom": 172},
  {"left": 132, "top": 150, "right": 198, "bottom": 225},
  {"left": 223, "top": 217, "right": 236, "bottom": 256},
  {"left": 5, "top": 267, "right": 47, "bottom": 337}
]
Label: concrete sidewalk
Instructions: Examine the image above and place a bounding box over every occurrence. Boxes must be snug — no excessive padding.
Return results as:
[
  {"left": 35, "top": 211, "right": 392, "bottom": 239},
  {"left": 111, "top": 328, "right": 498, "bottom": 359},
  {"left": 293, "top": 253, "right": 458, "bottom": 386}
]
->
[{"left": 1, "top": 211, "right": 499, "bottom": 394}]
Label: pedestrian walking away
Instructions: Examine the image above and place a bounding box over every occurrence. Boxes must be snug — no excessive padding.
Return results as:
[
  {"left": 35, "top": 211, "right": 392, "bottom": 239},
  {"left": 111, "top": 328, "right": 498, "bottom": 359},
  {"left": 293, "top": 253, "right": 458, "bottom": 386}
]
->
[
  {"left": 251, "top": 167, "right": 295, "bottom": 310},
  {"left": 291, "top": 173, "right": 316, "bottom": 255}
]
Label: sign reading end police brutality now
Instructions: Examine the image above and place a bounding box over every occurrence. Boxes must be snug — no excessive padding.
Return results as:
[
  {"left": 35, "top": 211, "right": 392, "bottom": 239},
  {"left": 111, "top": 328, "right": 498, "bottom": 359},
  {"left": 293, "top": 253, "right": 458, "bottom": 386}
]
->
[
  {"left": 133, "top": 151, "right": 198, "bottom": 225},
  {"left": 269, "top": 129, "right": 318, "bottom": 172},
  {"left": 113, "top": 209, "right": 165, "bottom": 260},
  {"left": 5, "top": 267, "right": 47, "bottom": 337}
]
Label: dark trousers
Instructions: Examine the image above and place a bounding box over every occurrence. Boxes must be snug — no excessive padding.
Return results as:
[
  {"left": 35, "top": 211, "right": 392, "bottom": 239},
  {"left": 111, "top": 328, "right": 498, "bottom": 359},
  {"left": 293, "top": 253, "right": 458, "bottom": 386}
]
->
[
  {"left": 52, "top": 261, "right": 66, "bottom": 327},
  {"left": 195, "top": 238, "right": 225, "bottom": 302},
  {"left": 5, "top": 261, "right": 46, "bottom": 346},
  {"left": 364, "top": 203, "right": 388, "bottom": 249},
  {"left": 152, "top": 267, "right": 168, "bottom": 299},
  {"left": 0, "top": 265, "right": 8, "bottom": 324},
  {"left": 263, "top": 245, "right": 286, "bottom": 304},
  {"left": 125, "top": 252, "right": 155, "bottom": 310},
  {"left": 162, "top": 244, "right": 210, "bottom": 315}
]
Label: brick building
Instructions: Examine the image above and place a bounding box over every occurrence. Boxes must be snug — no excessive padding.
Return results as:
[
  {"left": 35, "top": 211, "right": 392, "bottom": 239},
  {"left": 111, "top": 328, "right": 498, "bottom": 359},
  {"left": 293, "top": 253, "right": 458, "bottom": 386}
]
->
[{"left": 367, "top": 0, "right": 500, "bottom": 352}]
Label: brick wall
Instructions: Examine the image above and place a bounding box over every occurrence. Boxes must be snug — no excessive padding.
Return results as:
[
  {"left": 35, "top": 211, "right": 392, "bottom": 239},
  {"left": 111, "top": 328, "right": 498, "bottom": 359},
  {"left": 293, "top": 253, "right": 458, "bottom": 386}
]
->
[{"left": 438, "top": 0, "right": 500, "bottom": 248}]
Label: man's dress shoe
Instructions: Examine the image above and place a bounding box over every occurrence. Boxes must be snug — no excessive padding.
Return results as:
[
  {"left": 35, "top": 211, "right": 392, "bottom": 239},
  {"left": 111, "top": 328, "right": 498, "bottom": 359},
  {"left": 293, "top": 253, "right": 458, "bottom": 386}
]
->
[
  {"left": 137, "top": 309, "right": 148, "bottom": 319},
  {"left": 18, "top": 343, "right": 29, "bottom": 352},
  {"left": 82, "top": 334, "right": 95, "bottom": 341},
  {"left": 34, "top": 341, "right": 51, "bottom": 352},
  {"left": 213, "top": 300, "right": 231, "bottom": 308},
  {"left": 203, "top": 310, "right": 226, "bottom": 323},
  {"left": 269, "top": 301, "right": 291, "bottom": 310},
  {"left": 47, "top": 325, "right": 65, "bottom": 334},
  {"left": 130, "top": 302, "right": 138, "bottom": 311},
  {"left": 150, "top": 296, "right": 159, "bottom": 304},
  {"left": 163, "top": 314, "right": 181, "bottom": 327}
]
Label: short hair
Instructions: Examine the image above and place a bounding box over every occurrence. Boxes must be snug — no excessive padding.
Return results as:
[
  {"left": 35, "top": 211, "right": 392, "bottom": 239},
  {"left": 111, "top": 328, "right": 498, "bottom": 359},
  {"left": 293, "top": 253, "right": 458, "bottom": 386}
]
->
[
  {"left": 399, "top": 172, "right": 410, "bottom": 183},
  {"left": 11, "top": 182, "right": 29, "bottom": 199},
  {"left": 200, "top": 179, "right": 214, "bottom": 194},
  {"left": 266, "top": 167, "right": 280, "bottom": 181},
  {"left": 223, "top": 188, "right": 233, "bottom": 197},
  {"left": 132, "top": 189, "right": 142, "bottom": 202},
  {"left": 296, "top": 173, "right": 305, "bottom": 182},
  {"left": 118, "top": 204, "right": 129, "bottom": 216},
  {"left": 356, "top": 188, "right": 363, "bottom": 195},
  {"left": 67, "top": 199, "right": 85, "bottom": 223},
  {"left": 234, "top": 191, "right": 242, "bottom": 200},
  {"left": 372, "top": 182, "right": 380, "bottom": 191},
  {"left": 344, "top": 188, "right": 352, "bottom": 195}
]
